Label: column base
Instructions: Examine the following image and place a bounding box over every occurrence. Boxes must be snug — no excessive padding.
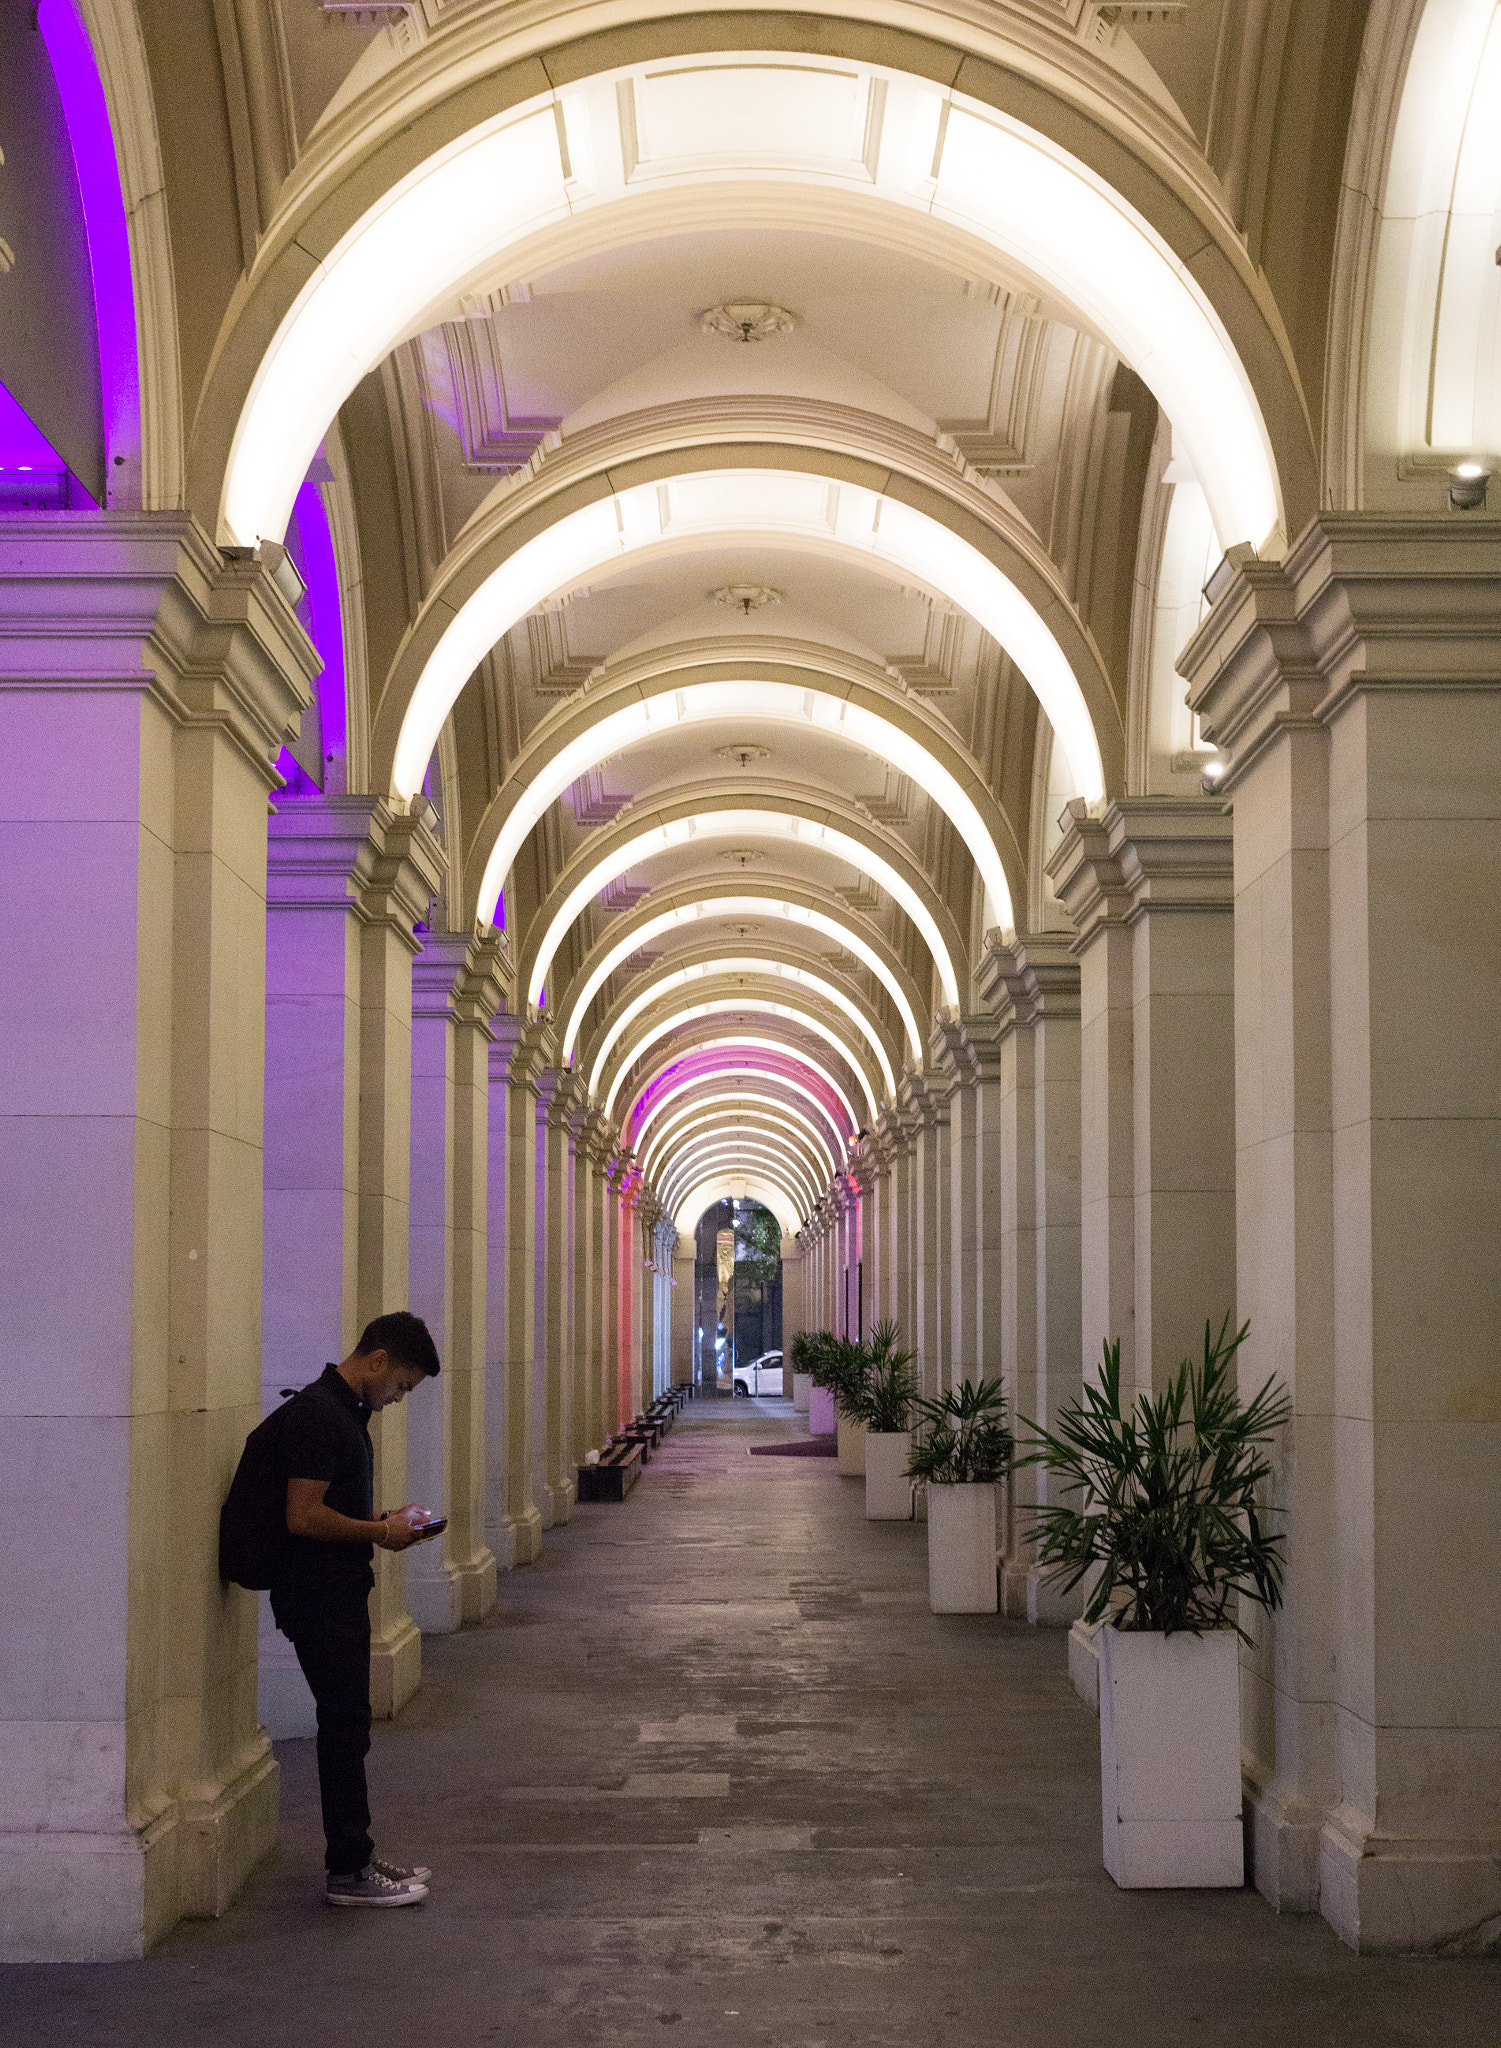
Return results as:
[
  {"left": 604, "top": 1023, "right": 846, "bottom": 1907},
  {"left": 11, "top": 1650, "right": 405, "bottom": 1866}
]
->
[
  {"left": 369, "top": 1615, "right": 422, "bottom": 1719},
  {"left": 1068, "top": 1618, "right": 1103, "bottom": 1712},
  {"left": 406, "top": 1557, "right": 463, "bottom": 1635},
  {"left": 1320, "top": 1804, "right": 1501, "bottom": 1954},
  {"left": 1027, "top": 1570, "right": 1085, "bottom": 1628},
  {"left": 0, "top": 1742, "right": 278, "bottom": 1963},
  {"left": 505, "top": 1506, "right": 545, "bottom": 1565},
  {"left": 178, "top": 1739, "right": 280, "bottom": 1922},
  {"left": 545, "top": 1477, "right": 576, "bottom": 1524},
  {"left": 1244, "top": 1776, "right": 1324, "bottom": 1915},
  {"left": 454, "top": 1546, "right": 498, "bottom": 1623}
]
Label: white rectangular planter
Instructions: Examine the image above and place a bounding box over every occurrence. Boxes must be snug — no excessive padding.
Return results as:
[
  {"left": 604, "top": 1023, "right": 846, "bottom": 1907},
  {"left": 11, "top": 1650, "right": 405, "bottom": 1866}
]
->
[
  {"left": 1099, "top": 1625, "right": 1244, "bottom": 1888},
  {"left": 864, "top": 1432, "right": 913, "bottom": 1519},
  {"left": 835, "top": 1415, "right": 867, "bottom": 1475},
  {"left": 808, "top": 1385, "right": 835, "bottom": 1435},
  {"left": 792, "top": 1371, "right": 812, "bottom": 1413},
  {"left": 926, "top": 1482, "right": 998, "bottom": 1612}
]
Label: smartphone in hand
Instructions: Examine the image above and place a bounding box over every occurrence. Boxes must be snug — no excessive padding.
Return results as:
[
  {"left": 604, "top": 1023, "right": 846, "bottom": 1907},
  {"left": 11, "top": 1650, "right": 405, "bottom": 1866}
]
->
[{"left": 411, "top": 1515, "right": 447, "bottom": 1538}]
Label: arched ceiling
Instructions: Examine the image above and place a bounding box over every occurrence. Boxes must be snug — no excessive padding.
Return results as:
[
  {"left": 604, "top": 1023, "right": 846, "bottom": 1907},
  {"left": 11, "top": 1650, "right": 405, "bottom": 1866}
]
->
[{"left": 121, "top": 0, "right": 1366, "bottom": 1249}]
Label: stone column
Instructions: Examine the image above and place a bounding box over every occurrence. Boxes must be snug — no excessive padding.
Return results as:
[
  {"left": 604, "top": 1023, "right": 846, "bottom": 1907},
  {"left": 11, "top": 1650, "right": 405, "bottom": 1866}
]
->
[
  {"left": 671, "top": 1243, "right": 696, "bottom": 1383},
  {"left": 534, "top": 1064, "right": 576, "bottom": 1526},
  {"left": 406, "top": 932, "right": 504, "bottom": 1632},
  {"left": 1050, "top": 799, "right": 1236, "bottom": 1394},
  {"left": 976, "top": 938, "right": 1081, "bottom": 1624},
  {"left": 566, "top": 1092, "right": 595, "bottom": 1458},
  {"left": 0, "top": 521, "right": 313, "bottom": 1959},
  {"left": 261, "top": 794, "right": 438, "bottom": 1728},
  {"left": 933, "top": 1023, "right": 984, "bottom": 1387},
  {"left": 903, "top": 1077, "right": 948, "bottom": 1395},
  {"left": 486, "top": 1018, "right": 543, "bottom": 1567},
  {"left": 1181, "top": 517, "right": 1501, "bottom": 1954}
]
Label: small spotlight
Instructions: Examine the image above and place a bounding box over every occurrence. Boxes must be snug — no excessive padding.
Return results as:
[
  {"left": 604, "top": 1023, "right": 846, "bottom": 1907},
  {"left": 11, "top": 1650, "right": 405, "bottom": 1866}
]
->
[
  {"left": 1449, "top": 462, "right": 1491, "bottom": 510},
  {"left": 1199, "top": 754, "right": 1229, "bottom": 797}
]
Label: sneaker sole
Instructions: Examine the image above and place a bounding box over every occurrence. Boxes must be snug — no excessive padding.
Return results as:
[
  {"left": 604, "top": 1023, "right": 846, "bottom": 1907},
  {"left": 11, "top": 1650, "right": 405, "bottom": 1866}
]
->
[{"left": 325, "top": 1887, "right": 428, "bottom": 1907}]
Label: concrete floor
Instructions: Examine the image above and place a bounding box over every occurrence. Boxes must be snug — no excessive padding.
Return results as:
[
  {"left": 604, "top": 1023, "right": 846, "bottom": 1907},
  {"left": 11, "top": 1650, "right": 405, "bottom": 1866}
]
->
[{"left": 6, "top": 1399, "right": 1496, "bottom": 2047}]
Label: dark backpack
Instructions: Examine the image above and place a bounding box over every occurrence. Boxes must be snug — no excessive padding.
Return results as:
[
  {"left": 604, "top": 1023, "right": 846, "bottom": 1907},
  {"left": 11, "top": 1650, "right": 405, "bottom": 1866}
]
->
[{"left": 218, "top": 1384, "right": 317, "bottom": 1590}]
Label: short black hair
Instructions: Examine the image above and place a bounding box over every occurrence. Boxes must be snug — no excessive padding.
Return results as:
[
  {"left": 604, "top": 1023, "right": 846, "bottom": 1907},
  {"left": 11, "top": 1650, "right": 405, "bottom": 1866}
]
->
[{"left": 355, "top": 1310, "right": 440, "bottom": 1377}]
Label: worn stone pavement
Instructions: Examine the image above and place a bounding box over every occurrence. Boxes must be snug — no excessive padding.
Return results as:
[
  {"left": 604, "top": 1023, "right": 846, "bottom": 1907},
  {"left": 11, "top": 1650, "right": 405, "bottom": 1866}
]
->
[{"left": 4, "top": 1399, "right": 1495, "bottom": 2048}]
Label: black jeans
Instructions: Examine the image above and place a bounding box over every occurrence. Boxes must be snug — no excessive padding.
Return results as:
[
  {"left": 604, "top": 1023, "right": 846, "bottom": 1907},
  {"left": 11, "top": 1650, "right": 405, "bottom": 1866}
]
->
[{"left": 289, "top": 1605, "right": 374, "bottom": 1876}]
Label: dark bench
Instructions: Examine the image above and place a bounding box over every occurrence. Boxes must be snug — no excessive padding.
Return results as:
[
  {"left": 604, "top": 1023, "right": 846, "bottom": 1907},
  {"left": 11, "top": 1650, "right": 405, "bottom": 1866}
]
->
[{"left": 576, "top": 1439, "right": 643, "bottom": 1501}]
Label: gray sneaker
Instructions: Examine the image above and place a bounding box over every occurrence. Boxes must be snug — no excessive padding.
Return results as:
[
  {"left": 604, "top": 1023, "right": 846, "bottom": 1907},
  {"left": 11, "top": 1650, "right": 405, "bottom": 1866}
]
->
[
  {"left": 325, "top": 1865, "right": 428, "bottom": 1907},
  {"left": 371, "top": 1853, "right": 432, "bottom": 1885}
]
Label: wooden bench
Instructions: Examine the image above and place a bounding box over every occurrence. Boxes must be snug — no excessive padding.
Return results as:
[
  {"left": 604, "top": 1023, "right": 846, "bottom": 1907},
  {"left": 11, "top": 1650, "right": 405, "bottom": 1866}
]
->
[{"left": 576, "top": 1440, "right": 643, "bottom": 1501}]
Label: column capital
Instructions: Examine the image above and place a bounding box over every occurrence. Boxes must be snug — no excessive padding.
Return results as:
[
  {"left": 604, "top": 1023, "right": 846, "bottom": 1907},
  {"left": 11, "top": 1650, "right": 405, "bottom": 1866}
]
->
[
  {"left": 0, "top": 513, "right": 315, "bottom": 785},
  {"left": 975, "top": 932, "right": 1081, "bottom": 1029},
  {"left": 489, "top": 1012, "right": 550, "bottom": 1090},
  {"left": 411, "top": 929, "right": 511, "bottom": 1027},
  {"left": 268, "top": 791, "right": 445, "bottom": 950},
  {"left": 1180, "top": 513, "right": 1501, "bottom": 791},
  {"left": 1048, "top": 797, "right": 1232, "bottom": 943},
  {"left": 897, "top": 1070, "right": 946, "bottom": 1131}
]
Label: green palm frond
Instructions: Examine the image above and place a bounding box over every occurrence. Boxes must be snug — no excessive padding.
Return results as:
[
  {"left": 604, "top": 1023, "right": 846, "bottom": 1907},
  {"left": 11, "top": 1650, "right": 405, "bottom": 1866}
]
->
[
  {"left": 1016, "top": 1314, "right": 1290, "bottom": 1638},
  {"left": 905, "top": 1375, "right": 1013, "bottom": 1484}
]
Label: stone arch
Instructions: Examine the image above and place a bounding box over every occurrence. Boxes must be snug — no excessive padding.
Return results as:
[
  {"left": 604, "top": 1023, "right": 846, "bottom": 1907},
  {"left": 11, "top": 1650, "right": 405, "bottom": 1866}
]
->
[
  {"left": 673, "top": 1174, "right": 801, "bottom": 1238},
  {"left": 517, "top": 782, "right": 972, "bottom": 1017},
  {"left": 644, "top": 1103, "right": 837, "bottom": 1197},
  {"left": 619, "top": 1035, "right": 863, "bottom": 1149},
  {"left": 555, "top": 877, "right": 927, "bottom": 1072},
  {"left": 631, "top": 1068, "right": 852, "bottom": 1171},
  {"left": 457, "top": 623, "right": 1033, "bottom": 940},
  {"left": 194, "top": 25, "right": 1307, "bottom": 553},
  {"left": 582, "top": 946, "right": 904, "bottom": 1104}
]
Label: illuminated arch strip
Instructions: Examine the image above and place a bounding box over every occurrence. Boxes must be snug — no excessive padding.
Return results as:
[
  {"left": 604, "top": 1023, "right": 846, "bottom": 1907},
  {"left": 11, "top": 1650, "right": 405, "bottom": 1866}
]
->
[
  {"left": 622, "top": 1038, "right": 861, "bottom": 1146},
  {"left": 478, "top": 676, "right": 1017, "bottom": 937},
  {"left": 642, "top": 1100, "right": 837, "bottom": 1187},
  {"left": 564, "top": 895, "right": 922, "bottom": 1068},
  {"left": 674, "top": 1174, "right": 802, "bottom": 1240},
  {"left": 399, "top": 474, "right": 1101, "bottom": 827},
  {"left": 588, "top": 957, "right": 897, "bottom": 1103},
  {"left": 605, "top": 1002, "right": 881, "bottom": 1123},
  {"left": 651, "top": 1109, "right": 832, "bottom": 1189},
  {"left": 223, "top": 62, "right": 1279, "bottom": 604},
  {"left": 660, "top": 1140, "right": 820, "bottom": 1217},
  {"left": 532, "top": 807, "right": 959, "bottom": 1014},
  {"left": 632, "top": 1073, "right": 851, "bottom": 1165}
]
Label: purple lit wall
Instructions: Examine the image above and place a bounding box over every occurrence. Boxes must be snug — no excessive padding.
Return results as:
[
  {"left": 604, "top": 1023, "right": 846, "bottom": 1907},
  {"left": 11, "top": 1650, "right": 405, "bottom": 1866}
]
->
[
  {"left": 37, "top": 0, "right": 141, "bottom": 506},
  {"left": 275, "top": 479, "right": 347, "bottom": 793},
  {"left": 0, "top": 384, "right": 66, "bottom": 474}
]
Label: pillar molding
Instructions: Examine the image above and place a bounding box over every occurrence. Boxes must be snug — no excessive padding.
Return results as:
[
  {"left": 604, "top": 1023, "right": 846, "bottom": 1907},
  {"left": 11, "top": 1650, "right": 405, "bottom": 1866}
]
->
[
  {"left": 534, "top": 1062, "right": 578, "bottom": 1527},
  {"left": 405, "top": 929, "right": 505, "bottom": 1633},
  {"left": 0, "top": 517, "right": 313, "bottom": 1958},
  {"left": 974, "top": 935, "right": 1082, "bottom": 1626},
  {"left": 486, "top": 1015, "right": 546, "bottom": 1566},
  {"left": 1181, "top": 513, "right": 1501, "bottom": 1952}
]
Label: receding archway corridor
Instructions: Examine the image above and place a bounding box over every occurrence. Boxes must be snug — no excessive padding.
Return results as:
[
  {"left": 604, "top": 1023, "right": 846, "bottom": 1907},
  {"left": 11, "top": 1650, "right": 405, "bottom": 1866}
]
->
[{"left": 6, "top": 1402, "right": 1492, "bottom": 2048}]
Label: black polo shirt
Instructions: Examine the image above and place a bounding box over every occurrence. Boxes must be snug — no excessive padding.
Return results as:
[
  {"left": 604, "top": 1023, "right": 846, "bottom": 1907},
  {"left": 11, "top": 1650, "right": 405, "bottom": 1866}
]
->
[{"left": 268, "top": 1363, "right": 376, "bottom": 1631}]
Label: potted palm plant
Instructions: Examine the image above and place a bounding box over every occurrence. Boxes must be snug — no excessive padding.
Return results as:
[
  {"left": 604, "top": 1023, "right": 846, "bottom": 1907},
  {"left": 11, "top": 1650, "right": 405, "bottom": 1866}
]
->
[
  {"left": 797, "top": 1330, "right": 842, "bottom": 1436},
  {"left": 1019, "top": 1315, "right": 1289, "bottom": 1890},
  {"left": 788, "top": 1329, "right": 814, "bottom": 1414},
  {"left": 828, "top": 1337, "right": 871, "bottom": 1477},
  {"left": 906, "top": 1377, "right": 1013, "bottom": 1611},
  {"left": 863, "top": 1321, "right": 919, "bottom": 1520}
]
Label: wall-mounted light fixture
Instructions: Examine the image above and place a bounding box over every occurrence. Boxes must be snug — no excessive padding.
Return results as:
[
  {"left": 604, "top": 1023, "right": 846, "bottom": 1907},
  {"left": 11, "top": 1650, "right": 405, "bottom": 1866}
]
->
[
  {"left": 1199, "top": 754, "right": 1229, "bottom": 798},
  {"left": 1449, "top": 462, "right": 1491, "bottom": 510}
]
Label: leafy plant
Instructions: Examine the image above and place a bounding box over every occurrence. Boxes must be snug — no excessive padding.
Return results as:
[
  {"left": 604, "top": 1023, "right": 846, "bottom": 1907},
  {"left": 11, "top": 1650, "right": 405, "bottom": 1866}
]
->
[
  {"left": 734, "top": 1203, "right": 783, "bottom": 1288},
  {"left": 905, "top": 1376, "right": 1014, "bottom": 1484},
  {"left": 866, "top": 1320, "right": 920, "bottom": 1433},
  {"left": 794, "top": 1330, "right": 870, "bottom": 1419},
  {"left": 1017, "top": 1315, "right": 1290, "bottom": 1639}
]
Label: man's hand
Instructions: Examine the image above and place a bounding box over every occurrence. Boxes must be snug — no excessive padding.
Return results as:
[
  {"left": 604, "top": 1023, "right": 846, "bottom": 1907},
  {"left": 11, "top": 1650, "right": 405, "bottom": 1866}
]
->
[{"left": 378, "top": 1504, "right": 440, "bottom": 1550}]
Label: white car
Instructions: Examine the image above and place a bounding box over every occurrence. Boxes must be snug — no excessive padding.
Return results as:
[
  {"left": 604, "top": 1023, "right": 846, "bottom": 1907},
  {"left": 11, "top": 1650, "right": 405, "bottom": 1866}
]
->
[{"left": 732, "top": 1351, "right": 785, "bottom": 1397}]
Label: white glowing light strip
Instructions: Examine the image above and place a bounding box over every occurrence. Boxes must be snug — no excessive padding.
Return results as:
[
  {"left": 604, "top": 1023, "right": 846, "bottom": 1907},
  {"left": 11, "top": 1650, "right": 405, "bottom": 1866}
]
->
[
  {"left": 403, "top": 473, "right": 1101, "bottom": 829},
  {"left": 929, "top": 101, "right": 1280, "bottom": 551},
  {"left": 672, "top": 1174, "right": 801, "bottom": 1239},
  {"left": 632, "top": 1076, "right": 851, "bottom": 1164},
  {"left": 642, "top": 1100, "right": 836, "bottom": 1187},
  {"left": 620, "top": 1035, "right": 860, "bottom": 1140},
  {"left": 225, "top": 65, "right": 1280, "bottom": 616},
  {"left": 589, "top": 957, "right": 896, "bottom": 1103},
  {"left": 651, "top": 1114, "right": 828, "bottom": 1191},
  {"left": 660, "top": 1140, "right": 819, "bottom": 1216},
  {"left": 530, "top": 807, "right": 958, "bottom": 1013},
  {"left": 480, "top": 679, "right": 1014, "bottom": 945},
  {"left": 605, "top": 1002, "right": 879, "bottom": 1123},
  {"left": 564, "top": 897, "right": 921, "bottom": 1068}
]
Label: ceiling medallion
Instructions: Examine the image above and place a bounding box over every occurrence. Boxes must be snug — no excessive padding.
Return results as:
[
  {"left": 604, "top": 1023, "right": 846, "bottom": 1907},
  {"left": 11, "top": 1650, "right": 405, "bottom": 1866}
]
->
[
  {"left": 700, "top": 302, "right": 797, "bottom": 343},
  {"left": 711, "top": 584, "right": 783, "bottom": 615},
  {"left": 715, "top": 743, "right": 771, "bottom": 769},
  {"left": 720, "top": 848, "right": 767, "bottom": 868}
]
